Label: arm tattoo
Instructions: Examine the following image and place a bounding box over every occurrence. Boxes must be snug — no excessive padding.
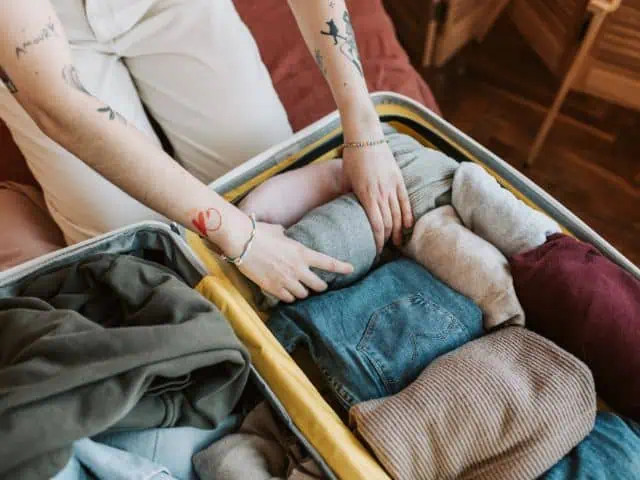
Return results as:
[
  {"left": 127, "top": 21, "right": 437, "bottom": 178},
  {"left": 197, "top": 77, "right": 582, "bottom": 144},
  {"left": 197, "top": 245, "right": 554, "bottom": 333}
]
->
[
  {"left": 97, "top": 106, "right": 127, "bottom": 125},
  {"left": 320, "top": 19, "right": 346, "bottom": 45},
  {"left": 314, "top": 49, "right": 328, "bottom": 77},
  {"left": 0, "top": 66, "right": 18, "bottom": 94},
  {"left": 15, "top": 18, "right": 58, "bottom": 58},
  {"left": 320, "top": 12, "right": 363, "bottom": 77},
  {"left": 188, "top": 208, "right": 223, "bottom": 237},
  {"left": 62, "top": 64, "right": 92, "bottom": 96},
  {"left": 62, "top": 64, "right": 127, "bottom": 124}
]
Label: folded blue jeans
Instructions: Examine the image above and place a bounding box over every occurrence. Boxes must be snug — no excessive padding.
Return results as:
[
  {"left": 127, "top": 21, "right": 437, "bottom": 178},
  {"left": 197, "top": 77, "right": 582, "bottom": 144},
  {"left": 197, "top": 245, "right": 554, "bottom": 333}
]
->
[
  {"left": 542, "top": 412, "right": 640, "bottom": 479},
  {"left": 268, "top": 258, "right": 483, "bottom": 408}
]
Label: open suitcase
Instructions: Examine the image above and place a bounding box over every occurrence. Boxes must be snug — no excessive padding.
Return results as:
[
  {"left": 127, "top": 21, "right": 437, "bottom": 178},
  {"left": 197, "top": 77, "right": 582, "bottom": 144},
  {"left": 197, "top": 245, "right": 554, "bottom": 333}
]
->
[
  {"left": 2, "top": 92, "right": 637, "bottom": 480},
  {"left": 182, "top": 92, "right": 640, "bottom": 480}
]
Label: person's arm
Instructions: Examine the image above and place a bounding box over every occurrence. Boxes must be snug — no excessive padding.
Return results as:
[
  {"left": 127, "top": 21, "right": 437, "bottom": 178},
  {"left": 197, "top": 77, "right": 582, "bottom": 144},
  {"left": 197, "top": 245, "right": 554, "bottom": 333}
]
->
[
  {"left": 0, "top": 0, "right": 352, "bottom": 303},
  {"left": 287, "top": 0, "right": 414, "bottom": 249}
]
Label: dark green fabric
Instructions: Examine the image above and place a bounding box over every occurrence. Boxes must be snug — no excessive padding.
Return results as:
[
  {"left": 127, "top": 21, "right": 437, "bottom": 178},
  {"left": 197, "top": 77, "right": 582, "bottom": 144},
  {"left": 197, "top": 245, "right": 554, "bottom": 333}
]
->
[{"left": 0, "top": 254, "right": 250, "bottom": 480}]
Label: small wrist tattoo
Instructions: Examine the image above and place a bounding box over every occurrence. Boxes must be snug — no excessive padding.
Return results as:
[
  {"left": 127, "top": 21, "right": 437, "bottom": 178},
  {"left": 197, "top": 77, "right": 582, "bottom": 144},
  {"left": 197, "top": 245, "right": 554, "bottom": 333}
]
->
[{"left": 189, "top": 207, "right": 223, "bottom": 237}]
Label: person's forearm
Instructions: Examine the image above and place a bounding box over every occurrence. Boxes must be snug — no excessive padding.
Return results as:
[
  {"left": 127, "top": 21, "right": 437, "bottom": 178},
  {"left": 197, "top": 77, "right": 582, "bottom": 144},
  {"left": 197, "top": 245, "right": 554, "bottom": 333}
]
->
[
  {"left": 35, "top": 84, "right": 252, "bottom": 255},
  {"left": 287, "top": 0, "right": 383, "bottom": 142}
]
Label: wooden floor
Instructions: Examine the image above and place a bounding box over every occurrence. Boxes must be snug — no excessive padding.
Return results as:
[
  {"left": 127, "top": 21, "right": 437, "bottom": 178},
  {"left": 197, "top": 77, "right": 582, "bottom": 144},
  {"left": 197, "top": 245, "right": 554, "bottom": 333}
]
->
[{"left": 422, "top": 15, "right": 640, "bottom": 266}]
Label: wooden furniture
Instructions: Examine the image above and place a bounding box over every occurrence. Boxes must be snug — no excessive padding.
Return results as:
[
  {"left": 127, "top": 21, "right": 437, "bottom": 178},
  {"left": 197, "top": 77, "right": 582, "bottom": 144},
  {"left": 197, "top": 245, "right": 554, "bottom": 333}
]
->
[
  {"left": 383, "top": 0, "right": 511, "bottom": 68},
  {"left": 508, "top": 0, "right": 636, "bottom": 164}
]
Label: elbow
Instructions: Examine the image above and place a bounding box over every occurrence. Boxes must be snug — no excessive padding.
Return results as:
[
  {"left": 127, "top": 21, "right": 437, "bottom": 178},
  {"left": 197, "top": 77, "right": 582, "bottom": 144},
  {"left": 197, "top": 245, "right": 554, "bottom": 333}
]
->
[{"left": 29, "top": 101, "right": 63, "bottom": 138}]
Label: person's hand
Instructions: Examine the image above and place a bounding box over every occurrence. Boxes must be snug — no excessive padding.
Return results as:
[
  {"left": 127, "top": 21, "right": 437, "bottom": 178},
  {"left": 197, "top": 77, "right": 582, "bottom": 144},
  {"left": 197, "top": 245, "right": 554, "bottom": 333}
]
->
[
  {"left": 342, "top": 141, "right": 413, "bottom": 251},
  {"left": 237, "top": 222, "right": 353, "bottom": 303}
]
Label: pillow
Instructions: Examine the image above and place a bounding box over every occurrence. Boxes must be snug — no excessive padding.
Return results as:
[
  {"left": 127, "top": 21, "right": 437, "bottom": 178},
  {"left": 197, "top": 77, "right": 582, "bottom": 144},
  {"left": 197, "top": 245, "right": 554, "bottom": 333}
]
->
[
  {"left": 510, "top": 233, "right": 640, "bottom": 422},
  {"left": 0, "top": 182, "right": 65, "bottom": 271}
]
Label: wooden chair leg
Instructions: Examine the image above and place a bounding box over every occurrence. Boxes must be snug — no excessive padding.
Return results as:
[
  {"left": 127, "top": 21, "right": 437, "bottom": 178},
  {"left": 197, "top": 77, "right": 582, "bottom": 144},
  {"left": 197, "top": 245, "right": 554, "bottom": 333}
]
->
[
  {"left": 422, "top": 2, "right": 439, "bottom": 67},
  {"left": 527, "top": 7, "right": 610, "bottom": 165}
]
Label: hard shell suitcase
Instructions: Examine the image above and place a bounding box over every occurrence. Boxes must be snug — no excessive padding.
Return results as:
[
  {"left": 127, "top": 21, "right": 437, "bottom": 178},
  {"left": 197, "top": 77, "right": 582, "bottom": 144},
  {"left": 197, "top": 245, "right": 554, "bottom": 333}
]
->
[{"left": 184, "top": 92, "right": 640, "bottom": 480}]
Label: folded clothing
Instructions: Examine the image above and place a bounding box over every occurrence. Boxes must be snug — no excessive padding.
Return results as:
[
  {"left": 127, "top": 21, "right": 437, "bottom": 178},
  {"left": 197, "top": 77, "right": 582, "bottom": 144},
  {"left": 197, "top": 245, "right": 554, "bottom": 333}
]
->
[
  {"left": 403, "top": 205, "right": 524, "bottom": 330},
  {"left": 58, "top": 438, "right": 176, "bottom": 480},
  {"left": 268, "top": 258, "right": 483, "bottom": 408},
  {"left": 0, "top": 254, "right": 250, "bottom": 480},
  {"left": 350, "top": 327, "right": 596, "bottom": 480},
  {"left": 542, "top": 412, "right": 640, "bottom": 479},
  {"left": 258, "top": 130, "right": 459, "bottom": 309},
  {"left": 510, "top": 233, "right": 640, "bottom": 422},
  {"left": 193, "top": 401, "right": 323, "bottom": 480},
  {"left": 94, "top": 416, "right": 241, "bottom": 480},
  {"left": 452, "top": 162, "right": 561, "bottom": 257}
]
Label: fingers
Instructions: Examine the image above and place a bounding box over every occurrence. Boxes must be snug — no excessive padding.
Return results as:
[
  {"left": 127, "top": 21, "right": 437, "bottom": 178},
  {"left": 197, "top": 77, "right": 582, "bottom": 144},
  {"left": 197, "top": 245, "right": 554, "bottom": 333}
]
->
[
  {"left": 299, "top": 268, "right": 328, "bottom": 293},
  {"left": 275, "top": 287, "right": 295, "bottom": 304},
  {"left": 285, "top": 280, "right": 309, "bottom": 300},
  {"left": 398, "top": 182, "right": 413, "bottom": 230},
  {"left": 306, "top": 249, "right": 353, "bottom": 274},
  {"left": 380, "top": 192, "right": 393, "bottom": 245},
  {"left": 362, "top": 193, "right": 385, "bottom": 252},
  {"left": 389, "top": 193, "right": 403, "bottom": 246}
]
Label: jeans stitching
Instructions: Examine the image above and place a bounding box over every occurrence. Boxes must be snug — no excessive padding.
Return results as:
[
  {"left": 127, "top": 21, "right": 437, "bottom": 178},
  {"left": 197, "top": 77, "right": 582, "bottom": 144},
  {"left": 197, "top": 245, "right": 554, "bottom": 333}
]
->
[{"left": 357, "top": 292, "right": 465, "bottom": 391}]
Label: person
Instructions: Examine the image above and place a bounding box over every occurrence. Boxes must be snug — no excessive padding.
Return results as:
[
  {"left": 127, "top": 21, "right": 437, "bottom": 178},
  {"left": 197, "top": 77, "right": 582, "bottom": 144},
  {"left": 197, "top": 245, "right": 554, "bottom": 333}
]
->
[{"left": 0, "top": 0, "right": 413, "bottom": 303}]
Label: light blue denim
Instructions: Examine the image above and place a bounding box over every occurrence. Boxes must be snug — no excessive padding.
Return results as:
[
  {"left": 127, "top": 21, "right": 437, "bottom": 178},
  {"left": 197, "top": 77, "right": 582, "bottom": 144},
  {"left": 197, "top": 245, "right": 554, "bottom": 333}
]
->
[
  {"left": 268, "top": 258, "right": 483, "bottom": 408},
  {"left": 59, "top": 438, "right": 175, "bottom": 480},
  {"left": 53, "top": 414, "right": 240, "bottom": 480},
  {"left": 542, "top": 412, "right": 640, "bottom": 479}
]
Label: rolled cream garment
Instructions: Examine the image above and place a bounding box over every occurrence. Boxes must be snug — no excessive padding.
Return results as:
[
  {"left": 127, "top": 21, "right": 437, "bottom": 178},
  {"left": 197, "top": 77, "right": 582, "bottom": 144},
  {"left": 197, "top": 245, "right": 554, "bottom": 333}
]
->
[
  {"left": 452, "top": 162, "right": 561, "bottom": 257},
  {"left": 350, "top": 326, "right": 597, "bottom": 480},
  {"left": 402, "top": 205, "right": 524, "bottom": 330}
]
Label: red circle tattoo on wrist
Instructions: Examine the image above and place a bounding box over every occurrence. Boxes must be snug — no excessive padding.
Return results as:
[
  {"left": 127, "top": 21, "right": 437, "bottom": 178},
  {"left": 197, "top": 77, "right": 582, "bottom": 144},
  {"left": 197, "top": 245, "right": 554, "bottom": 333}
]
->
[{"left": 191, "top": 208, "right": 222, "bottom": 237}]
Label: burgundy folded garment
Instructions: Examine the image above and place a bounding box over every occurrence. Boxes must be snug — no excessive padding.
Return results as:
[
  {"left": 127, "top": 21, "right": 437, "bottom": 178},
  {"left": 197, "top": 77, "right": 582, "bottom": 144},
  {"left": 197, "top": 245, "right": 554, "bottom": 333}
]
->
[{"left": 510, "top": 233, "right": 640, "bottom": 421}]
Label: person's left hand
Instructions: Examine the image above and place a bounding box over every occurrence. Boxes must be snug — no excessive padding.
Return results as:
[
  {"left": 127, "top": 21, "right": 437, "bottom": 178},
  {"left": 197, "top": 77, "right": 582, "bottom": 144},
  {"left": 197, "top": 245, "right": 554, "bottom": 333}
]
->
[{"left": 342, "top": 140, "right": 414, "bottom": 252}]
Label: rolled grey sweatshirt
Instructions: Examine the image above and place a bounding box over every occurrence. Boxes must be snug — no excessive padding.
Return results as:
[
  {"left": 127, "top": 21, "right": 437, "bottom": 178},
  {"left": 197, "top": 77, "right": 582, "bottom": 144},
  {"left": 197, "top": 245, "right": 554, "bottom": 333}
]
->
[{"left": 258, "top": 128, "right": 459, "bottom": 309}]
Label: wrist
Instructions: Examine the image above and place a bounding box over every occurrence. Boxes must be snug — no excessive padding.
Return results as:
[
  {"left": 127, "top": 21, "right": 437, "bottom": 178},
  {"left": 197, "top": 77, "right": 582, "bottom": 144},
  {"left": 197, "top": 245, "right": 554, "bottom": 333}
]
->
[
  {"left": 339, "top": 99, "right": 384, "bottom": 143},
  {"left": 209, "top": 207, "right": 253, "bottom": 258}
]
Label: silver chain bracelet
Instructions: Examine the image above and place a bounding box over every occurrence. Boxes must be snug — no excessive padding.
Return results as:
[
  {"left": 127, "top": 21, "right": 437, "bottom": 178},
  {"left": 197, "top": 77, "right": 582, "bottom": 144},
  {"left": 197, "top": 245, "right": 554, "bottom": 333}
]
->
[{"left": 219, "top": 213, "right": 257, "bottom": 266}]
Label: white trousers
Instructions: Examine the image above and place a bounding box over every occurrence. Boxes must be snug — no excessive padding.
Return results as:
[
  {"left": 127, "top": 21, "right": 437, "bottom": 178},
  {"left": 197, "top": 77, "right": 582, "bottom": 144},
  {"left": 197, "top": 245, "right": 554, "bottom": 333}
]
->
[{"left": 0, "top": 0, "right": 292, "bottom": 244}]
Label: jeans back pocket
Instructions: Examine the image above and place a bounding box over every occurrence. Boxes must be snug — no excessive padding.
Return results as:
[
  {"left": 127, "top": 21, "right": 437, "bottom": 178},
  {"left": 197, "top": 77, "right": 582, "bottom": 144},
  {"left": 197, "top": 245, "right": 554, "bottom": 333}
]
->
[{"left": 356, "top": 292, "right": 471, "bottom": 396}]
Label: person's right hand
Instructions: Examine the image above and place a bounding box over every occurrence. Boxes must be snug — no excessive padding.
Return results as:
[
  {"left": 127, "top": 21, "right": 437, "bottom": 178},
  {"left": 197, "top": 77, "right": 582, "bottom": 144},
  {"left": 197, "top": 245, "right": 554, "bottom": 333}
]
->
[{"left": 238, "top": 222, "right": 353, "bottom": 303}]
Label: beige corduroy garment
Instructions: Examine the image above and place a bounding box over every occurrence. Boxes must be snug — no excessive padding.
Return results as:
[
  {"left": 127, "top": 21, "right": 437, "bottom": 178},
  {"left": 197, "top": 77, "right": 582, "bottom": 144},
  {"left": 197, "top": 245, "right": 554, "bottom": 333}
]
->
[
  {"left": 403, "top": 205, "right": 525, "bottom": 330},
  {"left": 350, "top": 327, "right": 597, "bottom": 480}
]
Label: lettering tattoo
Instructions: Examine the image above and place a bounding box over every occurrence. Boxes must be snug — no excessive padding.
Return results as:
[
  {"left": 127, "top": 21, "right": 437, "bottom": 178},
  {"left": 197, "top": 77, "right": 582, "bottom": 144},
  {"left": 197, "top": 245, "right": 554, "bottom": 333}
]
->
[
  {"left": 189, "top": 208, "right": 223, "bottom": 237},
  {"left": 314, "top": 49, "right": 327, "bottom": 77},
  {"left": 0, "top": 66, "right": 18, "bottom": 94},
  {"left": 16, "top": 19, "right": 58, "bottom": 58},
  {"left": 320, "top": 12, "right": 363, "bottom": 77}
]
